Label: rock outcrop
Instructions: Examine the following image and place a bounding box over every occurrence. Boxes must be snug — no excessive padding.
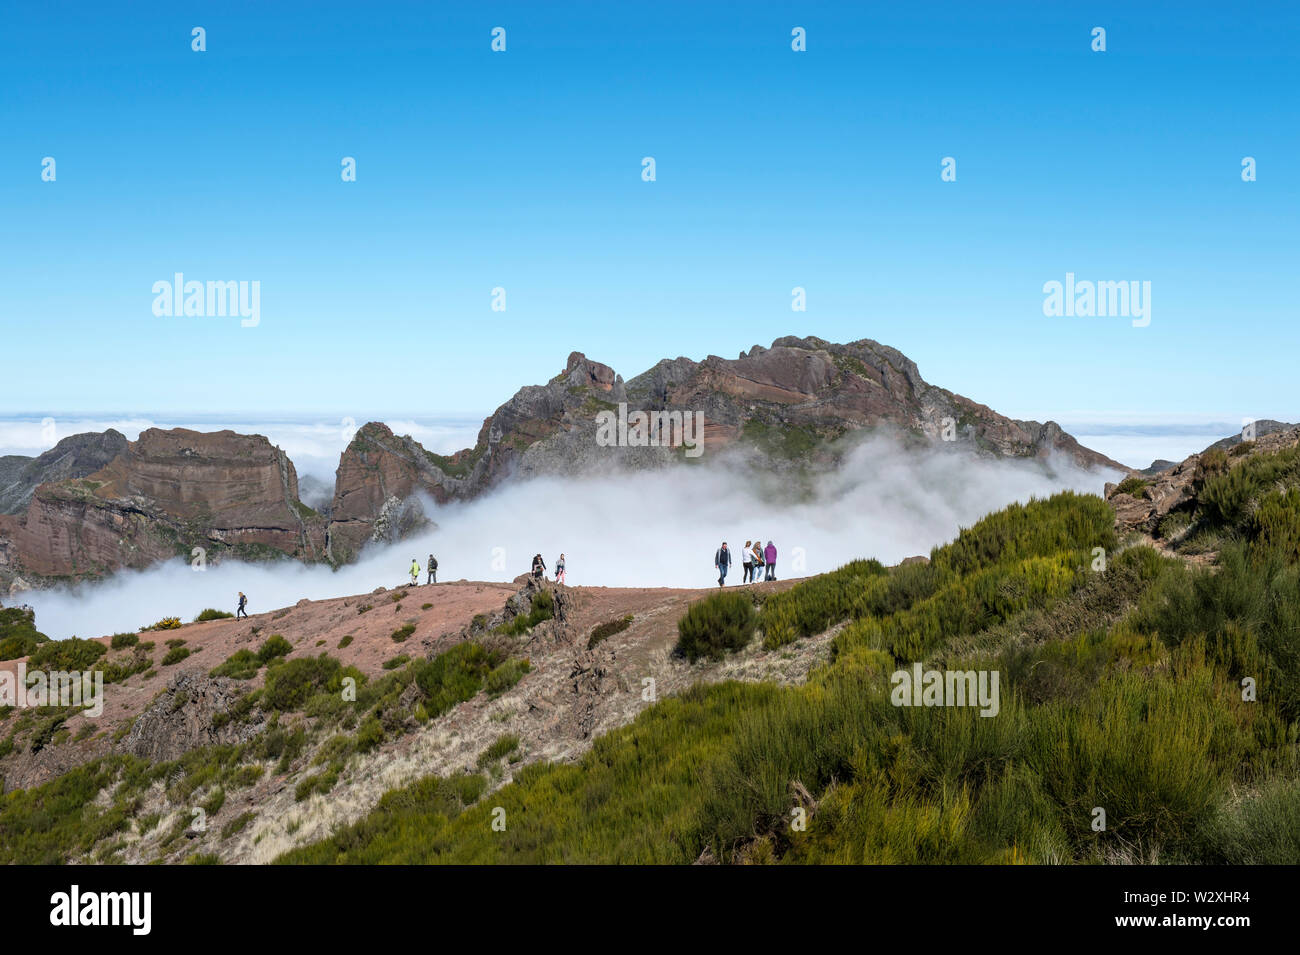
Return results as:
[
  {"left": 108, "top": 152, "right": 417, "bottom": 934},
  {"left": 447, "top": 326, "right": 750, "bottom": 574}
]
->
[
  {"left": 1106, "top": 425, "right": 1300, "bottom": 535},
  {"left": 324, "top": 338, "right": 1125, "bottom": 555},
  {"left": 0, "top": 429, "right": 128, "bottom": 515},
  {"left": 122, "top": 671, "right": 267, "bottom": 763},
  {"left": 0, "top": 428, "right": 325, "bottom": 591}
]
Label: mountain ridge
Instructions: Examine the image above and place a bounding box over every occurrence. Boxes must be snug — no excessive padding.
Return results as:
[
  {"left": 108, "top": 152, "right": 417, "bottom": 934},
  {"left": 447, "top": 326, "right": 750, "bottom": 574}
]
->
[{"left": 1, "top": 335, "right": 1125, "bottom": 593}]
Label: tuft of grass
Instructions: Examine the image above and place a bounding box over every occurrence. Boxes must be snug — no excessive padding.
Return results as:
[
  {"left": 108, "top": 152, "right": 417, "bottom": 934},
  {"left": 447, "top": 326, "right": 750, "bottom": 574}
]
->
[
  {"left": 588, "top": 615, "right": 633, "bottom": 650},
  {"left": 161, "top": 646, "right": 191, "bottom": 666},
  {"left": 1114, "top": 476, "right": 1148, "bottom": 496},
  {"left": 221, "top": 811, "right": 256, "bottom": 839},
  {"left": 194, "top": 608, "right": 235, "bottom": 622},
  {"left": 477, "top": 734, "right": 521, "bottom": 768}
]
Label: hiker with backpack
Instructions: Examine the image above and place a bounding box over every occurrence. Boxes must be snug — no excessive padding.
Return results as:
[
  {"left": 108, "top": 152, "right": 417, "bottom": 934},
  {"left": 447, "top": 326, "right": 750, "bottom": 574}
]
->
[
  {"left": 742, "top": 540, "right": 754, "bottom": 583},
  {"left": 752, "top": 540, "right": 764, "bottom": 580},
  {"left": 427, "top": 554, "right": 438, "bottom": 584},
  {"left": 409, "top": 558, "right": 420, "bottom": 587},
  {"left": 764, "top": 541, "right": 777, "bottom": 581},
  {"left": 532, "top": 553, "right": 547, "bottom": 580},
  {"left": 715, "top": 542, "right": 731, "bottom": 587},
  {"left": 555, "top": 553, "right": 566, "bottom": 585},
  {"left": 236, "top": 592, "right": 248, "bottom": 619}
]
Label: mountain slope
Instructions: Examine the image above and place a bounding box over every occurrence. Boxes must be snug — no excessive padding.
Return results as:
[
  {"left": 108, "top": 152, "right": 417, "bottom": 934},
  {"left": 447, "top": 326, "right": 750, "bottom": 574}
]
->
[{"left": 322, "top": 336, "right": 1126, "bottom": 554}]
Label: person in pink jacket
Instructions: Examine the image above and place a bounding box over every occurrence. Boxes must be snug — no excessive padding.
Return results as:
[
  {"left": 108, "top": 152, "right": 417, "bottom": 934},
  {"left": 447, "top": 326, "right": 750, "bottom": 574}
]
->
[{"left": 763, "top": 541, "right": 777, "bottom": 581}]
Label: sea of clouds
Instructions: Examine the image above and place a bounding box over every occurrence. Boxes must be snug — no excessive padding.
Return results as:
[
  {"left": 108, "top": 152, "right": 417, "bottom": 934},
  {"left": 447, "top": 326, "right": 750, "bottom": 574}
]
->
[{"left": 16, "top": 433, "right": 1123, "bottom": 639}]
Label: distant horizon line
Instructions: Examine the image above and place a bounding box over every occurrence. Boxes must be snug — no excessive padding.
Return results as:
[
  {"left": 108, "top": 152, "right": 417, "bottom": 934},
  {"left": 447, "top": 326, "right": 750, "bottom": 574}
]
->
[{"left": 0, "top": 411, "right": 1287, "bottom": 431}]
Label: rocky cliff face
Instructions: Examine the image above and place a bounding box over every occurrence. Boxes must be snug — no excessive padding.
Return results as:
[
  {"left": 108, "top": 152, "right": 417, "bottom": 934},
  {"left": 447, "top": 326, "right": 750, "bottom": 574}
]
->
[
  {"left": 325, "top": 422, "right": 479, "bottom": 564},
  {"left": 322, "top": 337, "right": 1124, "bottom": 556},
  {"left": 0, "top": 428, "right": 325, "bottom": 593},
  {"left": 0, "top": 429, "right": 129, "bottom": 515}
]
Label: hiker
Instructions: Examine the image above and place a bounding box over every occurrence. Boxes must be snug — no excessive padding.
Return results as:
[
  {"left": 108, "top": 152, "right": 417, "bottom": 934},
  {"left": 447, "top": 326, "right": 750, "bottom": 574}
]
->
[
  {"left": 409, "top": 558, "right": 420, "bottom": 587},
  {"left": 555, "top": 553, "right": 566, "bottom": 585},
  {"left": 764, "top": 540, "right": 777, "bottom": 581},
  {"left": 742, "top": 540, "right": 753, "bottom": 583},
  {"left": 427, "top": 554, "right": 438, "bottom": 585},
  {"left": 236, "top": 592, "right": 248, "bottom": 619},
  {"left": 752, "top": 540, "right": 764, "bottom": 580},
  {"left": 715, "top": 542, "right": 731, "bottom": 587},
  {"left": 532, "top": 553, "right": 547, "bottom": 580}
]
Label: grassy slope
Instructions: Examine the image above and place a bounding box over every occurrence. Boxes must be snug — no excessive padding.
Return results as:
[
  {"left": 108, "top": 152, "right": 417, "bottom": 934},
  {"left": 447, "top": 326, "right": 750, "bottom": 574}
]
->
[
  {"left": 280, "top": 477, "right": 1300, "bottom": 865},
  {"left": 5, "top": 445, "right": 1299, "bottom": 865}
]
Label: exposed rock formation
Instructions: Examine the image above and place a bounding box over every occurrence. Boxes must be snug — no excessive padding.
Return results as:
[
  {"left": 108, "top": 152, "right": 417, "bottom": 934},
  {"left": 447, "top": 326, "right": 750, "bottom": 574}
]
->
[
  {"left": 1106, "top": 425, "right": 1300, "bottom": 535},
  {"left": 122, "top": 670, "right": 267, "bottom": 763},
  {"left": 0, "top": 429, "right": 128, "bottom": 515},
  {"left": 0, "top": 428, "right": 325, "bottom": 591}
]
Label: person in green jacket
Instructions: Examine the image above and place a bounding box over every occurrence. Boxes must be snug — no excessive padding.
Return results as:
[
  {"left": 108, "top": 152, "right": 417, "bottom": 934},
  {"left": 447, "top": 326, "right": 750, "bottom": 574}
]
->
[{"left": 409, "top": 558, "right": 420, "bottom": 587}]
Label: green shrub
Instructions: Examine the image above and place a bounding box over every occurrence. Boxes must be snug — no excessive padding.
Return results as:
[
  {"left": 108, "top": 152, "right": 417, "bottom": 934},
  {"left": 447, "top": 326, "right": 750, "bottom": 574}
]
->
[
  {"left": 391, "top": 624, "right": 415, "bottom": 643},
  {"left": 676, "top": 591, "right": 758, "bottom": 662},
  {"left": 109, "top": 632, "right": 139, "bottom": 650},
  {"left": 257, "top": 634, "right": 293, "bottom": 663},
  {"left": 211, "top": 649, "right": 260, "bottom": 680},
  {"left": 410, "top": 643, "right": 527, "bottom": 719},
  {"left": 29, "top": 637, "right": 107, "bottom": 672},
  {"left": 486, "top": 658, "right": 530, "bottom": 696},
  {"left": 382, "top": 655, "right": 410, "bottom": 670},
  {"left": 0, "top": 607, "right": 50, "bottom": 661},
  {"left": 1114, "top": 476, "right": 1148, "bottom": 496},
  {"left": 262, "top": 654, "right": 343, "bottom": 712},
  {"left": 760, "top": 558, "right": 887, "bottom": 649},
  {"left": 161, "top": 646, "right": 191, "bottom": 666},
  {"left": 194, "top": 608, "right": 234, "bottom": 622},
  {"left": 337, "top": 635, "right": 353, "bottom": 649}
]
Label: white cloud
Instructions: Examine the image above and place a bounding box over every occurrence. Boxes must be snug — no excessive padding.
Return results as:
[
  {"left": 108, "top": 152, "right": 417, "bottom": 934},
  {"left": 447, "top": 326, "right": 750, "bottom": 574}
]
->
[{"left": 19, "top": 434, "right": 1120, "bottom": 639}]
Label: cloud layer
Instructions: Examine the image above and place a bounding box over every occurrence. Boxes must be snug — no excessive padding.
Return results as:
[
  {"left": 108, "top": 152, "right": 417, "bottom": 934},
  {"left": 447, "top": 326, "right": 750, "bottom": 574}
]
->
[{"left": 19, "top": 435, "right": 1120, "bottom": 639}]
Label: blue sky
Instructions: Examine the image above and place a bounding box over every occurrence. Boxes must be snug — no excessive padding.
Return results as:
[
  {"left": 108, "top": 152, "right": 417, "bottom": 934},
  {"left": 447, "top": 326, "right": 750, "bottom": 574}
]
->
[{"left": 1, "top": 0, "right": 1297, "bottom": 432}]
